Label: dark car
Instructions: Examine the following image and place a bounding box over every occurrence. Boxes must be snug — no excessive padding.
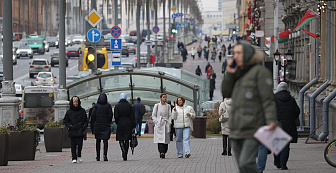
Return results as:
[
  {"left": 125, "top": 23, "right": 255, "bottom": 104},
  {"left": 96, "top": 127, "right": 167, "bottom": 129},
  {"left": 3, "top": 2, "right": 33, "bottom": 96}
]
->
[
  {"left": 46, "top": 37, "right": 58, "bottom": 47},
  {"left": 125, "top": 43, "right": 136, "bottom": 54},
  {"left": 129, "top": 36, "right": 138, "bottom": 44},
  {"left": 51, "top": 52, "right": 69, "bottom": 67},
  {"left": 66, "top": 45, "right": 81, "bottom": 58},
  {"left": 121, "top": 46, "right": 129, "bottom": 57}
]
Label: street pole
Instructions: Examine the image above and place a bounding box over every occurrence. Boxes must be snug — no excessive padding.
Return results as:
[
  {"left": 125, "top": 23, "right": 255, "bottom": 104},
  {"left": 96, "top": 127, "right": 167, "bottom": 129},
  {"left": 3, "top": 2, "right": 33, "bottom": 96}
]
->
[
  {"left": 163, "top": 0, "right": 166, "bottom": 63},
  {"left": 114, "top": 0, "right": 118, "bottom": 26},
  {"left": 146, "top": 0, "right": 151, "bottom": 67},
  {"left": 136, "top": 0, "right": 141, "bottom": 69},
  {"left": 59, "top": 0, "right": 66, "bottom": 89},
  {"left": 154, "top": 1, "right": 158, "bottom": 61},
  {"left": 3, "top": 0, "right": 13, "bottom": 81},
  {"left": 273, "top": 0, "right": 279, "bottom": 91}
]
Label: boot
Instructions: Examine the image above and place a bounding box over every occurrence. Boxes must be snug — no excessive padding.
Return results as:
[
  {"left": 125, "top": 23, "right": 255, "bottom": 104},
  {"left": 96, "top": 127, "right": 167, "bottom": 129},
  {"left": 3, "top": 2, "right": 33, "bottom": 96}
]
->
[
  {"left": 228, "top": 149, "right": 232, "bottom": 156},
  {"left": 96, "top": 142, "right": 100, "bottom": 161},
  {"left": 119, "top": 141, "right": 126, "bottom": 161},
  {"left": 103, "top": 155, "right": 108, "bottom": 161},
  {"left": 222, "top": 150, "right": 227, "bottom": 155}
]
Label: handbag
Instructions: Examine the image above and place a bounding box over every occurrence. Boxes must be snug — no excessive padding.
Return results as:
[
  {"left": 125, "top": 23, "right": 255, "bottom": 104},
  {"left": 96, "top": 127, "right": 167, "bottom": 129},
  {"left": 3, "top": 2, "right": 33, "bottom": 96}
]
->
[{"left": 130, "top": 134, "right": 138, "bottom": 155}]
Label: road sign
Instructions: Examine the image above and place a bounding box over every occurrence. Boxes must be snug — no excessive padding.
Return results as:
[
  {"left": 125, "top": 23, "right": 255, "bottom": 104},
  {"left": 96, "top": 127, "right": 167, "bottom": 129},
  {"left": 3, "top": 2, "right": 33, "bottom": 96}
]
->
[
  {"left": 172, "top": 7, "right": 176, "bottom": 12},
  {"left": 185, "top": 18, "right": 189, "bottom": 21},
  {"left": 172, "top": 13, "right": 177, "bottom": 19},
  {"left": 87, "top": 28, "right": 101, "bottom": 43},
  {"left": 110, "top": 26, "right": 122, "bottom": 38},
  {"left": 85, "top": 9, "right": 103, "bottom": 27},
  {"left": 188, "top": 14, "right": 192, "bottom": 17},
  {"left": 112, "top": 51, "right": 121, "bottom": 66},
  {"left": 110, "top": 38, "right": 122, "bottom": 50},
  {"left": 152, "top": 26, "right": 160, "bottom": 34}
]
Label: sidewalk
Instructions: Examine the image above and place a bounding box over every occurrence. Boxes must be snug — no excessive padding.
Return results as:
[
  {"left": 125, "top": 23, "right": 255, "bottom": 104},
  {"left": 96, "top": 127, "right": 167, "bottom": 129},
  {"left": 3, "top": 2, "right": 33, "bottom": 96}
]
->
[{"left": 0, "top": 137, "right": 333, "bottom": 173}]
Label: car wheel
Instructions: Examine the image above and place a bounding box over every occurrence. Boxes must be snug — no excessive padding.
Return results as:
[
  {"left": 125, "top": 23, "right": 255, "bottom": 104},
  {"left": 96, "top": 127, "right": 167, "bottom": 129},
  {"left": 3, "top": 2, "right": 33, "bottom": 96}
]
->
[
  {"left": 30, "top": 55, "right": 33, "bottom": 59},
  {"left": 17, "top": 56, "right": 20, "bottom": 59},
  {"left": 66, "top": 63, "right": 68, "bottom": 67},
  {"left": 29, "top": 74, "right": 34, "bottom": 78}
]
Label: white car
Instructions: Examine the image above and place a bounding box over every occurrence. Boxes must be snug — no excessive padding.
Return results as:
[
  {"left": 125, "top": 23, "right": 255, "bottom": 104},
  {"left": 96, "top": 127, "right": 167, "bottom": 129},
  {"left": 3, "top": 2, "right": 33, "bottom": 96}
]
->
[
  {"left": 35, "top": 72, "right": 56, "bottom": 86},
  {"left": 16, "top": 45, "right": 33, "bottom": 59},
  {"left": 0, "top": 50, "right": 16, "bottom": 65},
  {"left": 72, "top": 36, "right": 84, "bottom": 44}
]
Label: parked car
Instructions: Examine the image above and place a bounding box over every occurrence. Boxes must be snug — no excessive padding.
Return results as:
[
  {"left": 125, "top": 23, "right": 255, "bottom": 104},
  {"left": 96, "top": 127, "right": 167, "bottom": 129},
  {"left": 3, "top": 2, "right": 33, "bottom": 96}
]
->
[
  {"left": 29, "top": 59, "right": 51, "bottom": 78},
  {"left": 125, "top": 43, "right": 136, "bottom": 54},
  {"left": 16, "top": 45, "right": 33, "bottom": 59},
  {"left": 66, "top": 45, "right": 81, "bottom": 58},
  {"left": 121, "top": 46, "right": 129, "bottom": 57},
  {"left": 15, "top": 84, "right": 24, "bottom": 97},
  {"left": 51, "top": 52, "right": 69, "bottom": 67},
  {"left": 35, "top": 72, "right": 56, "bottom": 86},
  {"left": 129, "top": 36, "right": 138, "bottom": 44},
  {"left": 72, "top": 35, "right": 84, "bottom": 44},
  {"left": 134, "top": 52, "right": 149, "bottom": 67},
  {"left": 66, "top": 36, "right": 74, "bottom": 46},
  {"left": 44, "top": 41, "right": 50, "bottom": 52},
  {"left": 45, "top": 37, "right": 58, "bottom": 47}
]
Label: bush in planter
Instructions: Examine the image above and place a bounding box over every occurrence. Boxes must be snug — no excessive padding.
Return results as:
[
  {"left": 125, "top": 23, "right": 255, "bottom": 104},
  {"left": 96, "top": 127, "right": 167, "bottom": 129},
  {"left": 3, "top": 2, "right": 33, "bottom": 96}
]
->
[
  {"left": 205, "top": 102, "right": 221, "bottom": 134},
  {"left": 0, "top": 127, "right": 9, "bottom": 166},
  {"left": 7, "top": 120, "right": 40, "bottom": 161},
  {"left": 44, "top": 121, "right": 64, "bottom": 152}
]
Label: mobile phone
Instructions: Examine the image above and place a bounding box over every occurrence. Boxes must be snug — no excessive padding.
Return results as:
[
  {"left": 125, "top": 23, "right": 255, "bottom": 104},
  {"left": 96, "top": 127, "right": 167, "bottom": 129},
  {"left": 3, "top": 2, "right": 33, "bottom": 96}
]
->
[{"left": 230, "top": 59, "right": 237, "bottom": 68}]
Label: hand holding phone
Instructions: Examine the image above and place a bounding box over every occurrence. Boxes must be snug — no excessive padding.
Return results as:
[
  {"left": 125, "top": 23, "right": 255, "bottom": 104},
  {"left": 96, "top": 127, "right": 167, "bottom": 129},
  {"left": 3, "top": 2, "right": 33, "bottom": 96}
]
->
[
  {"left": 230, "top": 59, "right": 237, "bottom": 68},
  {"left": 227, "top": 58, "right": 238, "bottom": 74}
]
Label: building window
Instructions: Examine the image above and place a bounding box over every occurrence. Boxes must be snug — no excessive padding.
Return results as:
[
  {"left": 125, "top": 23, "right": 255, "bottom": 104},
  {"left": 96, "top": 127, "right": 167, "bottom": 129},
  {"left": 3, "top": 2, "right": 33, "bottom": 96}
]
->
[
  {"left": 108, "top": 8, "right": 112, "bottom": 14},
  {"left": 108, "top": 18, "right": 112, "bottom": 24}
]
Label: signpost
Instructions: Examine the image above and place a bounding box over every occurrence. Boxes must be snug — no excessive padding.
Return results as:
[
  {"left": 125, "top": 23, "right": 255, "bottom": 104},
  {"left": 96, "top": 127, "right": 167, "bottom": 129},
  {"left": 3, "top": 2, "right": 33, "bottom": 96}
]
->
[
  {"left": 110, "top": 38, "right": 122, "bottom": 50},
  {"left": 85, "top": 9, "right": 103, "bottom": 27},
  {"left": 112, "top": 51, "right": 121, "bottom": 66},
  {"left": 87, "top": 28, "right": 101, "bottom": 43},
  {"left": 152, "top": 26, "right": 160, "bottom": 34},
  {"left": 110, "top": 26, "right": 122, "bottom": 38}
]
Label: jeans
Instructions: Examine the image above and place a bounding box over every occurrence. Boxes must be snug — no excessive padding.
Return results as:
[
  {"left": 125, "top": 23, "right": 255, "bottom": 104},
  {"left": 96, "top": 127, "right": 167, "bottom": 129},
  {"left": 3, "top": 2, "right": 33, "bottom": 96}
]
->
[
  {"left": 175, "top": 128, "right": 191, "bottom": 156},
  {"left": 231, "top": 138, "right": 259, "bottom": 173},
  {"left": 158, "top": 143, "right": 168, "bottom": 153},
  {"left": 71, "top": 137, "right": 83, "bottom": 160},
  {"left": 274, "top": 143, "right": 290, "bottom": 166},
  {"left": 96, "top": 139, "right": 108, "bottom": 157},
  {"left": 135, "top": 117, "right": 143, "bottom": 136},
  {"left": 222, "top": 135, "right": 231, "bottom": 152},
  {"left": 257, "top": 144, "right": 268, "bottom": 172}
]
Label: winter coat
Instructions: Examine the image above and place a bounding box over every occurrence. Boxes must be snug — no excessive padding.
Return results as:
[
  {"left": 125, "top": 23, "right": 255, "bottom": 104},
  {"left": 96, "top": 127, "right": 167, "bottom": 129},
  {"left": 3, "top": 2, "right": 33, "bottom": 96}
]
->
[
  {"left": 172, "top": 104, "right": 196, "bottom": 131},
  {"left": 152, "top": 102, "right": 172, "bottom": 144},
  {"left": 209, "top": 72, "right": 216, "bottom": 91},
  {"left": 275, "top": 90, "right": 299, "bottom": 143},
  {"left": 88, "top": 107, "right": 95, "bottom": 133},
  {"left": 222, "top": 60, "right": 227, "bottom": 73},
  {"left": 114, "top": 99, "right": 136, "bottom": 141},
  {"left": 221, "top": 43, "right": 277, "bottom": 139},
  {"left": 195, "top": 67, "right": 202, "bottom": 76},
  {"left": 197, "top": 46, "right": 202, "bottom": 53},
  {"left": 219, "top": 99, "right": 231, "bottom": 135},
  {"left": 133, "top": 102, "right": 145, "bottom": 120},
  {"left": 64, "top": 96, "right": 87, "bottom": 138},
  {"left": 92, "top": 93, "right": 113, "bottom": 140},
  {"left": 181, "top": 49, "right": 188, "bottom": 58},
  {"left": 191, "top": 48, "right": 196, "bottom": 56}
]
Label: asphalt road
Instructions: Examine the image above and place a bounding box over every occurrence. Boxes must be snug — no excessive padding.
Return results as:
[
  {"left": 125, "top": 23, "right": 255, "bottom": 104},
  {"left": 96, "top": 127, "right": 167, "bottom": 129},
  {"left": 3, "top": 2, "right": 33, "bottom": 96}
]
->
[{"left": 12, "top": 43, "right": 144, "bottom": 86}]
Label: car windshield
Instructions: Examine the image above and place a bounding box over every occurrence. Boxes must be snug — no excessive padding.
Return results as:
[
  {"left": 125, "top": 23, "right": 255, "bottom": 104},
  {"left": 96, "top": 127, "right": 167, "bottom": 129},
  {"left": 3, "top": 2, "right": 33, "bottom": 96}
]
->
[
  {"left": 19, "top": 45, "right": 31, "bottom": 49},
  {"left": 28, "top": 39, "right": 42, "bottom": 44},
  {"left": 52, "top": 52, "right": 59, "bottom": 56},
  {"left": 32, "top": 60, "right": 46, "bottom": 65},
  {"left": 38, "top": 73, "right": 52, "bottom": 78},
  {"left": 74, "top": 36, "right": 83, "bottom": 39},
  {"left": 46, "top": 37, "right": 57, "bottom": 42}
]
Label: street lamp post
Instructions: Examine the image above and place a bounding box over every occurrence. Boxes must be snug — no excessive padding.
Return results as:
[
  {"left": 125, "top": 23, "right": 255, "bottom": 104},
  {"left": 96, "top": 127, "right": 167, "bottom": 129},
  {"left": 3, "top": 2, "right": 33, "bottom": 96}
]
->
[{"left": 273, "top": 49, "right": 294, "bottom": 82}]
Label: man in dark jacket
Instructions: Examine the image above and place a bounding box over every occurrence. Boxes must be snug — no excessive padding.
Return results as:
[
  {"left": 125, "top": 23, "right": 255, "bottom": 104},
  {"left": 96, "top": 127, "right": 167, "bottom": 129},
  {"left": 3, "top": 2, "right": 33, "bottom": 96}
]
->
[
  {"left": 91, "top": 93, "right": 113, "bottom": 161},
  {"left": 88, "top": 103, "right": 95, "bottom": 133},
  {"left": 181, "top": 46, "right": 188, "bottom": 62},
  {"left": 209, "top": 70, "right": 216, "bottom": 101},
  {"left": 222, "top": 41, "right": 277, "bottom": 173},
  {"left": 195, "top": 65, "right": 202, "bottom": 76},
  {"left": 64, "top": 96, "right": 87, "bottom": 164},
  {"left": 133, "top": 97, "right": 146, "bottom": 136},
  {"left": 274, "top": 82, "right": 299, "bottom": 170},
  {"left": 114, "top": 93, "right": 136, "bottom": 161}
]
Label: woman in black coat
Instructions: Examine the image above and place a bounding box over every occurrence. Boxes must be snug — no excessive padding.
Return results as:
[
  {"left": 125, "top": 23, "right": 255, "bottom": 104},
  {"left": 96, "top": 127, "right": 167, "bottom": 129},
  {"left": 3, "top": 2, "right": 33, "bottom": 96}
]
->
[
  {"left": 114, "top": 93, "right": 136, "bottom": 161},
  {"left": 274, "top": 82, "right": 300, "bottom": 170},
  {"left": 91, "top": 93, "right": 113, "bottom": 161},
  {"left": 64, "top": 96, "right": 87, "bottom": 164}
]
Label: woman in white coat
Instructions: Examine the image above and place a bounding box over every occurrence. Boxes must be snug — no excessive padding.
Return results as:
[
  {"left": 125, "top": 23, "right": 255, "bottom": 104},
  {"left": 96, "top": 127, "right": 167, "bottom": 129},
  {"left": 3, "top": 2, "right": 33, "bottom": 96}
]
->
[
  {"left": 172, "top": 96, "right": 196, "bottom": 158},
  {"left": 218, "top": 98, "right": 232, "bottom": 156},
  {"left": 152, "top": 93, "right": 172, "bottom": 159}
]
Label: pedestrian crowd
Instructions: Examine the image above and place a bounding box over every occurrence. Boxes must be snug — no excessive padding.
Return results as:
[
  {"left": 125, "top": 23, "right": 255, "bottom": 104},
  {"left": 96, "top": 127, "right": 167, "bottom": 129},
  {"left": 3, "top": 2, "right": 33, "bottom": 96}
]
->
[{"left": 64, "top": 37, "right": 300, "bottom": 173}]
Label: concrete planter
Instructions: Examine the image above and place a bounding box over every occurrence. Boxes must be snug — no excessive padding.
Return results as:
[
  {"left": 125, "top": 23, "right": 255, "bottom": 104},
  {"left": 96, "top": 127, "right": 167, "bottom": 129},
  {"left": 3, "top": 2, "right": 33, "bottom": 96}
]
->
[
  {"left": 0, "top": 133, "right": 9, "bottom": 166},
  {"left": 192, "top": 116, "right": 207, "bottom": 138},
  {"left": 44, "top": 128, "right": 63, "bottom": 152},
  {"left": 8, "top": 131, "right": 37, "bottom": 161}
]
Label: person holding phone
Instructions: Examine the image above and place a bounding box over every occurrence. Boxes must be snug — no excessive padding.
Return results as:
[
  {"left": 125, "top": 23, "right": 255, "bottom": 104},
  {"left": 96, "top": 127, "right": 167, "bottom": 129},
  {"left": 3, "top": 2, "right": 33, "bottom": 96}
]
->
[{"left": 221, "top": 41, "right": 277, "bottom": 173}]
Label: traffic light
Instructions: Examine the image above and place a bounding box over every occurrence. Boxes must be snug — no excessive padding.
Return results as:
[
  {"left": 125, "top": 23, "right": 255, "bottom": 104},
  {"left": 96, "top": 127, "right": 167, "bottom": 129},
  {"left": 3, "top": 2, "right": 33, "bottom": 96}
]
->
[
  {"left": 172, "top": 28, "right": 178, "bottom": 34},
  {"left": 233, "top": 29, "right": 236, "bottom": 35},
  {"left": 87, "top": 46, "right": 95, "bottom": 69}
]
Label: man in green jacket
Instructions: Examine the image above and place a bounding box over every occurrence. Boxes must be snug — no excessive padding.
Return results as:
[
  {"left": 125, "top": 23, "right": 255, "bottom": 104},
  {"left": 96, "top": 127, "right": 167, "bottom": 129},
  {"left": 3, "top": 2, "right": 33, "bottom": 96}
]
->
[{"left": 222, "top": 41, "right": 277, "bottom": 173}]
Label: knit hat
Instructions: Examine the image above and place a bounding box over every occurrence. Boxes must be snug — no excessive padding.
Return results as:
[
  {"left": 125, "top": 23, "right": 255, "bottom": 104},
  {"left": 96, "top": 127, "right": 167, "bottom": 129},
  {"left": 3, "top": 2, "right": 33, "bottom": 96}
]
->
[
  {"left": 119, "top": 93, "right": 127, "bottom": 101},
  {"left": 277, "top": 82, "right": 288, "bottom": 92}
]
